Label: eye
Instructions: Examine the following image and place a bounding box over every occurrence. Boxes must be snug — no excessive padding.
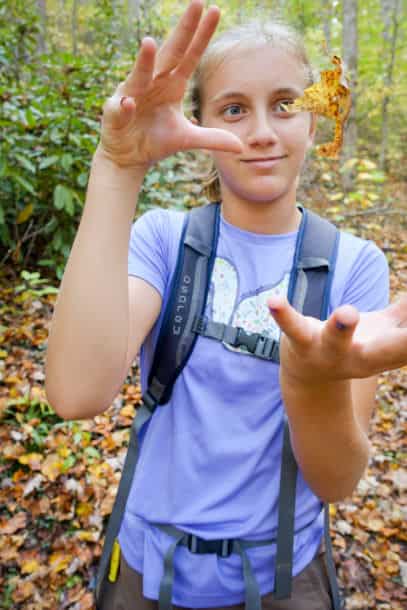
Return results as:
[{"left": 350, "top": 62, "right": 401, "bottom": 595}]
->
[
  {"left": 223, "top": 104, "right": 244, "bottom": 118},
  {"left": 273, "top": 100, "right": 295, "bottom": 114}
]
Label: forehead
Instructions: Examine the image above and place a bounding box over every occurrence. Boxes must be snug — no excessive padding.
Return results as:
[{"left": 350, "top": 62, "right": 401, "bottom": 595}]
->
[{"left": 203, "top": 45, "right": 308, "bottom": 103}]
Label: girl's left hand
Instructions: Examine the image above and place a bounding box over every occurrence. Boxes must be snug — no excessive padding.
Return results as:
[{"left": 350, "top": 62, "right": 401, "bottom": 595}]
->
[{"left": 267, "top": 294, "right": 407, "bottom": 384}]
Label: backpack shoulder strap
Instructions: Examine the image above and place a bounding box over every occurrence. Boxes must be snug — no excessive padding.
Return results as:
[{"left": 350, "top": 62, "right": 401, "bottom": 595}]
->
[
  {"left": 274, "top": 207, "right": 343, "bottom": 609},
  {"left": 288, "top": 206, "right": 339, "bottom": 320},
  {"left": 145, "top": 201, "right": 220, "bottom": 406}
]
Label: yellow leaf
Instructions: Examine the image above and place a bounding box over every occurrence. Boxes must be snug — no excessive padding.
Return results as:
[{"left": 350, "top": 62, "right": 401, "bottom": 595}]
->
[
  {"left": 77, "top": 530, "right": 98, "bottom": 541},
  {"left": 21, "top": 559, "right": 40, "bottom": 574},
  {"left": 290, "top": 55, "right": 351, "bottom": 158},
  {"left": 18, "top": 453, "right": 44, "bottom": 469},
  {"left": 120, "top": 404, "right": 136, "bottom": 418},
  {"left": 41, "top": 453, "right": 64, "bottom": 481},
  {"left": 328, "top": 193, "right": 344, "bottom": 201},
  {"left": 49, "top": 552, "right": 72, "bottom": 572},
  {"left": 360, "top": 159, "right": 377, "bottom": 170},
  {"left": 76, "top": 502, "right": 93, "bottom": 517},
  {"left": 57, "top": 445, "right": 71, "bottom": 458},
  {"left": 4, "top": 375, "right": 21, "bottom": 384},
  {"left": 0, "top": 349, "right": 8, "bottom": 358},
  {"left": 16, "top": 203, "right": 34, "bottom": 224}
]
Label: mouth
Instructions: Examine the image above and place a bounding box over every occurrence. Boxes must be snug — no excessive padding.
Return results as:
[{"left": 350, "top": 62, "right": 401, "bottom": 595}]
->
[{"left": 241, "top": 155, "right": 287, "bottom": 168}]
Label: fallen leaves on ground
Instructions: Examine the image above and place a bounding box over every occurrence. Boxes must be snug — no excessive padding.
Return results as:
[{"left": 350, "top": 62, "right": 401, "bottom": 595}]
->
[{"left": 0, "top": 195, "right": 405, "bottom": 610}]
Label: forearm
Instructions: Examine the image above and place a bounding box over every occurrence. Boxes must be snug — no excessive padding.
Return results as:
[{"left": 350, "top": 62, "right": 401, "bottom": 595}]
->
[
  {"left": 45, "top": 147, "right": 147, "bottom": 419},
  {"left": 280, "top": 372, "right": 370, "bottom": 503}
]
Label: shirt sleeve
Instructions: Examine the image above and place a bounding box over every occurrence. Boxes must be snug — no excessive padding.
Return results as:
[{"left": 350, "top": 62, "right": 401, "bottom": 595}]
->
[
  {"left": 340, "top": 240, "right": 390, "bottom": 312},
  {"left": 127, "top": 208, "right": 170, "bottom": 298}
]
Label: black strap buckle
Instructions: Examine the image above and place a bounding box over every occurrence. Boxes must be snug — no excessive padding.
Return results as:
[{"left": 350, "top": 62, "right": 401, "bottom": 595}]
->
[
  {"left": 232, "top": 328, "right": 279, "bottom": 361},
  {"left": 233, "top": 327, "right": 259, "bottom": 353},
  {"left": 187, "top": 534, "right": 234, "bottom": 558}
]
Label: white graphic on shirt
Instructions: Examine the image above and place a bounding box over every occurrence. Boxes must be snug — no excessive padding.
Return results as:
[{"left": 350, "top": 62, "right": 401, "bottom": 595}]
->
[{"left": 206, "top": 257, "right": 290, "bottom": 355}]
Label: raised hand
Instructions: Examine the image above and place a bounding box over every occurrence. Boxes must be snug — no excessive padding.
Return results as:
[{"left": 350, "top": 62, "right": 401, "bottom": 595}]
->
[
  {"left": 267, "top": 294, "right": 407, "bottom": 383},
  {"left": 98, "top": 0, "right": 243, "bottom": 169}
]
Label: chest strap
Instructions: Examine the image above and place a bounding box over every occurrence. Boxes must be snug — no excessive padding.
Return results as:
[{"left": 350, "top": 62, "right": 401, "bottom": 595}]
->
[
  {"left": 153, "top": 519, "right": 315, "bottom": 610},
  {"left": 192, "top": 317, "right": 280, "bottom": 362}
]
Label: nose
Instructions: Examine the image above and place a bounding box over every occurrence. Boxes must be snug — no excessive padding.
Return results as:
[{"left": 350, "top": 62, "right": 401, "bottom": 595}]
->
[{"left": 246, "top": 109, "right": 279, "bottom": 147}]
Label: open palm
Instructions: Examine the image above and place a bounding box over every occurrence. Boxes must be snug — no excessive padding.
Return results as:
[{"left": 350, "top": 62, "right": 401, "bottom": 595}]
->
[
  {"left": 268, "top": 294, "right": 407, "bottom": 382},
  {"left": 99, "top": 0, "right": 242, "bottom": 169}
]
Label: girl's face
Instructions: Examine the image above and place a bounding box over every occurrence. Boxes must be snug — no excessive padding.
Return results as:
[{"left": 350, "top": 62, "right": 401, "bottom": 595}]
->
[{"left": 200, "top": 45, "right": 316, "bottom": 208}]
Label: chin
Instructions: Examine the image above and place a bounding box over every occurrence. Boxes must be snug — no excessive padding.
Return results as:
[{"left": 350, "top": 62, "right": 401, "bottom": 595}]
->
[{"left": 229, "top": 183, "right": 291, "bottom": 205}]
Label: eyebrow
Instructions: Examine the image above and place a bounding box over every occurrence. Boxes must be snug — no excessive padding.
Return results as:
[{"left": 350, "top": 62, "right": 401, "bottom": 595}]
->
[{"left": 209, "top": 87, "right": 302, "bottom": 105}]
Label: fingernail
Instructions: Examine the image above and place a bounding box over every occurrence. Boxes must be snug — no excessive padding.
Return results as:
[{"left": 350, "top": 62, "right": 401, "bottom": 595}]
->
[{"left": 336, "top": 322, "right": 347, "bottom": 330}]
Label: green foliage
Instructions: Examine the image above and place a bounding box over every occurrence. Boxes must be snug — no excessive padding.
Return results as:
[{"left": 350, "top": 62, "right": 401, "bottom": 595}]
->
[
  {"left": 1, "top": 54, "right": 104, "bottom": 278},
  {"left": 0, "top": 0, "right": 405, "bottom": 281}
]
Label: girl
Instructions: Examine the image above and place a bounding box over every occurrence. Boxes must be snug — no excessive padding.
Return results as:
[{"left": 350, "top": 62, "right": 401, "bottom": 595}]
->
[{"left": 45, "top": 1, "right": 407, "bottom": 609}]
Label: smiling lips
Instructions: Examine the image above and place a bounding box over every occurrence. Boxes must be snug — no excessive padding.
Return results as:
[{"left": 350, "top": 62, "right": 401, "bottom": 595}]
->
[
  {"left": 242, "top": 155, "right": 287, "bottom": 162},
  {"left": 241, "top": 155, "right": 287, "bottom": 168}
]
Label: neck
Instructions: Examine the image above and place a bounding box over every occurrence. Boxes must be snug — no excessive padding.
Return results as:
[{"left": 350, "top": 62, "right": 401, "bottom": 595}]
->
[{"left": 219, "top": 185, "right": 302, "bottom": 235}]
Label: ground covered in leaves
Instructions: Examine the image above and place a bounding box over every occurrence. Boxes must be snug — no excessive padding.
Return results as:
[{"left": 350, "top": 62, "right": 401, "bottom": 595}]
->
[{"left": 0, "top": 166, "right": 406, "bottom": 609}]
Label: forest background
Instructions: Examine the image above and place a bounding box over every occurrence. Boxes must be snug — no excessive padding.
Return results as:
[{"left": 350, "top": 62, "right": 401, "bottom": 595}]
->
[{"left": 0, "top": 1, "right": 406, "bottom": 609}]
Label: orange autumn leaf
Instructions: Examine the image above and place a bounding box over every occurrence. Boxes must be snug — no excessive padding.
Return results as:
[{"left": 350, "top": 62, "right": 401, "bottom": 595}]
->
[
  {"left": 0, "top": 511, "right": 28, "bottom": 534},
  {"left": 289, "top": 55, "right": 351, "bottom": 159}
]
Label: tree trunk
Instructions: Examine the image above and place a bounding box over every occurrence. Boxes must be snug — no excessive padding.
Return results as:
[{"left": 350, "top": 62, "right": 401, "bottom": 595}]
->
[
  {"left": 142, "top": 0, "right": 153, "bottom": 36},
  {"left": 37, "top": 0, "right": 47, "bottom": 54},
  {"left": 379, "top": 0, "right": 401, "bottom": 171},
  {"left": 128, "top": 0, "right": 143, "bottom": 45},
  {"left": 321, "top": 0, "right": 332, "bottom": 54},
  {"left": 72, "top": 0, "right": 79, "bottom": 55},
  {"left": 341, "top": 0, "right": 358, "bottom": 191}
]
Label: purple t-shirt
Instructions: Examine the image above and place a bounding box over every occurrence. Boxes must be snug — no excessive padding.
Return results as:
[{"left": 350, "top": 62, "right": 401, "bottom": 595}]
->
[{"left": 118, "top": 207, "right": 389, "bottom": 607}]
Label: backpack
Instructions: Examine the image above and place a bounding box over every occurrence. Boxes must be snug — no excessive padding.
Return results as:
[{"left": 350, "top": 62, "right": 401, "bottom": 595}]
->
[{"left": 95, "top": 202, "right": 344, "bottom": 610}]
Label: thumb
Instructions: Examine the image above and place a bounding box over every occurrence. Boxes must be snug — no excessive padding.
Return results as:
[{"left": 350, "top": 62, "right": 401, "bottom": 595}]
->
[
  {"left": 267, "top": 295, "right": 313, "bottom": 347},
  {"left": 182, "top": 123, "right": 243, "bottom": 154}
]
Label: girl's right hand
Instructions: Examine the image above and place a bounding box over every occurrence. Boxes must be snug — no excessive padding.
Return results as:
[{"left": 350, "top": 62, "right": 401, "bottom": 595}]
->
[{"left": 98, "top": 0, "right": 243, "bottom": 171}]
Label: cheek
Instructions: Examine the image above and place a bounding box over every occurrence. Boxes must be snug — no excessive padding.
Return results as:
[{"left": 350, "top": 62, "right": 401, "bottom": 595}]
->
[{"left": 278, "top": 120, "right": 312, "bottom": 152}]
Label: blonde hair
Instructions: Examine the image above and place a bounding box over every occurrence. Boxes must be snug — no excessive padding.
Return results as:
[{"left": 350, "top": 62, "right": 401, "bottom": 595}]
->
[{"left": 186, "top": 20, "right": 315, "bottom": 201}]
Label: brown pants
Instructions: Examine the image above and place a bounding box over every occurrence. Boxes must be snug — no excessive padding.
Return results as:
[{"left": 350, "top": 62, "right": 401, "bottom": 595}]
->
[{"left": 99, "top": 542, "right": 333, "bottom": 610}]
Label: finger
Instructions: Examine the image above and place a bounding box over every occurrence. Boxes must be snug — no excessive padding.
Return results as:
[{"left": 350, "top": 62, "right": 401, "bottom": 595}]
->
[
  {"left": 155, "top": 0, "right": 205, "bottom": 75},
  {"left": 322, "top": 304, "right": 359, "bottom": 351},
  {"left": 175, "top": 6, "right": 221, "bottom": 80},
  {"left": 122, "top": 37, "right": 157, "bottom": 97},
  {"left": 180, "top": 123, "right": 243, "bottom": 154},
  {"left": 267, "top": 296, "right": 313, "bottom": 347},
  {"left": 102, "top": 92, "right": 135, "bottom": 130}
]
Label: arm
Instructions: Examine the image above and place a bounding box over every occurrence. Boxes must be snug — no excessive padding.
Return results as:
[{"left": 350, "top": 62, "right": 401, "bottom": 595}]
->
[
  {"left": 269, "top": 292, "right": 407, "bottom": 504},
  {"left": 45, "top": 1, "right": 243, "bottom": 420},
  {"left": 45, "top": 152, "right": 161, "bottom": 420},
  {"left": 280, "top": 370, "right": 378, "bottom": 503}
]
